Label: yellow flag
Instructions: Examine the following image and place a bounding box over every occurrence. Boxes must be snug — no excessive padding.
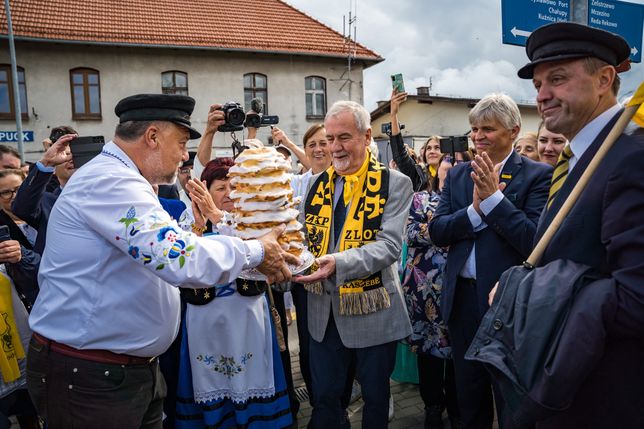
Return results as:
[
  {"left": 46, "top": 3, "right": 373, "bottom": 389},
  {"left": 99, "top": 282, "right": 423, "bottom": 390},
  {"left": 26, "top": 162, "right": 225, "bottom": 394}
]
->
[
  {"left": 0, "top": 273, "right": 25, "bottom": 383},
  {"left": 627, "top": 81, "right": 644, "bottom": 127}
]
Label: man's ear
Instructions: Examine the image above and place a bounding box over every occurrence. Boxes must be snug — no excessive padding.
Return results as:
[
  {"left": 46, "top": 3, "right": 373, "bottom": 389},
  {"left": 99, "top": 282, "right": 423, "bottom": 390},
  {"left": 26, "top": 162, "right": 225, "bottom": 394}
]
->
[
  {"left": 365, "top": 128, "right": 372, "bottom": 146},
  {"left": 509, "top": 125, "right": 520, "bottom": 140},
  {"left": 144, "top": 124, "right": 161, "bottom": 149},
  {"left": 596, "top": 65, "right": 616, "bottom": 95}
]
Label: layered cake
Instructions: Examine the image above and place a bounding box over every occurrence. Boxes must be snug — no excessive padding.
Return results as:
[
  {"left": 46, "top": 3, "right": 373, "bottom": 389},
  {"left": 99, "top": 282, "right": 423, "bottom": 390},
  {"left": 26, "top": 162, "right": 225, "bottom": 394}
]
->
[{"left": 229, "top": 146, "right": 305, "bottom": 256}]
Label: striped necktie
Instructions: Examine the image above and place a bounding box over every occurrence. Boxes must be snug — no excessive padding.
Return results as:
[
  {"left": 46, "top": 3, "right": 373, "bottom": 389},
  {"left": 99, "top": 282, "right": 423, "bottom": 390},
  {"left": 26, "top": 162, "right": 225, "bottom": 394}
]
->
[{"left": 547, "top": 144, "right": 573, "bottom": 209}]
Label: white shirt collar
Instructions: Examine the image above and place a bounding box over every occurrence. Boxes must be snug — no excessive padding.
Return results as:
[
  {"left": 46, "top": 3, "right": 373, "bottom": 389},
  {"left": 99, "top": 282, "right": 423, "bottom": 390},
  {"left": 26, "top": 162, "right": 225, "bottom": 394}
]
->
[
  {"left": 498, "top": 148, "right": 514, "bottom": 172},
  {"left": 101, "top": 141, "right": 139, "bottom": 172},
  {"left": 569, "top": 103, "right": 621, "bottom": 170}
]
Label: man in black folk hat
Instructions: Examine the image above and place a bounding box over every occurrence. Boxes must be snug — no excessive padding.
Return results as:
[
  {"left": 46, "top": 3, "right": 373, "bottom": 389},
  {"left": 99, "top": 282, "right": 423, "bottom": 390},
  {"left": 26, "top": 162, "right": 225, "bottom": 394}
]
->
[
  {"left": 26, "top": 94, "right": 299, "bottom": 428},
  {"left": 488, "top": 23, "right": 644, "bottom": 428}
]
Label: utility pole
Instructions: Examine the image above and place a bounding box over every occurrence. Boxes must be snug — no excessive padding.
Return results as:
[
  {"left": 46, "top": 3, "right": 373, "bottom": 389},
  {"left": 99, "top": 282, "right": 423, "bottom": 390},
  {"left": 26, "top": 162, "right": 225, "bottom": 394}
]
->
[
  {"left": 571, "top": 0, "right": 588, "bottom": 25},
  {"left": 3, "top": 0, "right": 24, "bottom": 161},
  {"left": 332, "top": 0, "right": 358, "bottom": 101}
]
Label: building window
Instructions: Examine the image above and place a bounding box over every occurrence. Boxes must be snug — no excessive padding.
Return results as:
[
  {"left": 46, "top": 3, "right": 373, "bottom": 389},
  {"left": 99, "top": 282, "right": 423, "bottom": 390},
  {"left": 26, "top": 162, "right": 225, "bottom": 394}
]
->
[
  {"left": 0, "top": 65, "right": 28, "bottom": 120},
  {"left": 70, "top": 68, "right": 101, "bottom": 119},
  {"left": 162, "top": 71, "right": 188, "bottom": 95},
  {"left": 243, "top": 73, "right": 268, "bottom": 113},
  {"left": 305, "top": 76, "right": 327, "bottom": 119}
]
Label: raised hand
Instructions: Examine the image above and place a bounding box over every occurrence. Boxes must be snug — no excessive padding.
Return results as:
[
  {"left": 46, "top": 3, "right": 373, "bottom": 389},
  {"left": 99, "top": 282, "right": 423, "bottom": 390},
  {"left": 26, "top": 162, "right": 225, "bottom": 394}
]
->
[{"left": 40, "top": 134, "right": 75, "bottom": 168}]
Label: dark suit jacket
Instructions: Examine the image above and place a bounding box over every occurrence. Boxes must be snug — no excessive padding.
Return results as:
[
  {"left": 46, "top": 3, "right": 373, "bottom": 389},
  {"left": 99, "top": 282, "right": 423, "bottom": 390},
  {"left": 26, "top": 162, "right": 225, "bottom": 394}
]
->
[
  {"left": 429, "top": 150, "right": 552, "bottom": 322},
  {"left": 12, "top": 165, "right": 60, "bottom": 256},
  {"left": 533, "top": 113, "right": 644, "bottom": 428}
]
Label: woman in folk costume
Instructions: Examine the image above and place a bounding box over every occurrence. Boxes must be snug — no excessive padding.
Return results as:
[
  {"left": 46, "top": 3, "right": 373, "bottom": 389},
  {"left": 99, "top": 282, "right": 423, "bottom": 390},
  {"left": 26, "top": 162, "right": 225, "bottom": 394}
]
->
[{"left": 175, "top": 158, "right": 292, "bottom": 429}]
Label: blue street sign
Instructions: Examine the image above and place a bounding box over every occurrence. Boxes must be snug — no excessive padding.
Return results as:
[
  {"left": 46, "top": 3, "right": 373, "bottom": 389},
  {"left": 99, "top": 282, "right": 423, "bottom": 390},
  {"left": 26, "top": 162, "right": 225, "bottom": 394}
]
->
[
  {"left": 501, "top": 0, "right": 571, "bottom": 46},
  {"left": 0, "top": 131, "right": 34, "bottom": 143},
  {"left": 588, "top": 0, "right": 643, "bottom": 63}
]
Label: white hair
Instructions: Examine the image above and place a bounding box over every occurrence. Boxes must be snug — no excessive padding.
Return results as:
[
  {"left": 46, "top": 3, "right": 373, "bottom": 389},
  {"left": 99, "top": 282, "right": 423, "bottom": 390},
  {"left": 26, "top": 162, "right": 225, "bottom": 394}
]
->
[
  {"left": 325, "top": 100, "right": 371, "bottom": 133},
  {"left": 369, "top": 139, "right": 379, "bottom": 158}
]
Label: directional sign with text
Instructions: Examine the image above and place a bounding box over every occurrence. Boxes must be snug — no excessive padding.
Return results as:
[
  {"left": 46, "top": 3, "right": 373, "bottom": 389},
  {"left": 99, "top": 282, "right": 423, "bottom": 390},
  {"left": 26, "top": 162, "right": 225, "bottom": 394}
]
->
[
  {"left": 501, "top": 0, "right": 571, "bottom": 46},
  {"left": 0, "top": 131, "right": 34, "bottom": 143},
  {"left": 588, "top": 0, "right": 643, "bottom": 62}
]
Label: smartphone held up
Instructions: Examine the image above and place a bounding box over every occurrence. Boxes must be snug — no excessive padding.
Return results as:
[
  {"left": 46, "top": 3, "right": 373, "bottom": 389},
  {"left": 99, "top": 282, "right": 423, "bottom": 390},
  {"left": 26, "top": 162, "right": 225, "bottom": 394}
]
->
[{"left": 391, "top": 73, "right": 405, "bottom": 93}]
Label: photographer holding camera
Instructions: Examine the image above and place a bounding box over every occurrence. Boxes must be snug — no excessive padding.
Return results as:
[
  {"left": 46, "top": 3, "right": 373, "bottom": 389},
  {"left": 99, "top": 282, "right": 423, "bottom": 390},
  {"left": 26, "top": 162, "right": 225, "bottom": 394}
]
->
[{"left": 389, "top": 90, "right": 427, "bottom": 191}]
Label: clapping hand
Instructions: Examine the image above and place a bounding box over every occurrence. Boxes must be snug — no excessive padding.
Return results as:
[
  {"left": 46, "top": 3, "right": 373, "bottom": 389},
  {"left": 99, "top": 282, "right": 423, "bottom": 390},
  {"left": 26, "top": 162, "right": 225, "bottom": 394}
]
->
[
  {"left": 471, "top": 152, "right": 505, "bottom": 214},
  {"left": 186, "top": 179, "right": 223, "bottom": 226}
]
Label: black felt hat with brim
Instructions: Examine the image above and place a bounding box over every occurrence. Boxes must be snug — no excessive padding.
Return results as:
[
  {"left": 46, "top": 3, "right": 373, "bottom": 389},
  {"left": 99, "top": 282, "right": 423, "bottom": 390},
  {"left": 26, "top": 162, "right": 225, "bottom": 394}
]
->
[
  {"left": 115, "top": 94, "right": 202, "bottom": 140},
  {"left": 518, "top": 22, "right": 630, "bottom": 79}
]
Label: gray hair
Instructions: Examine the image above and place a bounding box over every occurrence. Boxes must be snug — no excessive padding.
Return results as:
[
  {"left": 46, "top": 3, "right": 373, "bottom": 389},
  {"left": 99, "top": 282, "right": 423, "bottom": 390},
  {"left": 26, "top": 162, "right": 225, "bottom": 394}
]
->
[
  {"left": 469, "top": 93, "right": 521, "bottom": 130},
  {"left": 325, "top": 101, "right": 371, "bottom": 134},
  {"left": 115, "top": 120, "right": 170, "bottom": 141},
  {"left": 369, "top": 138, "right": 379, "bottom": 158}
]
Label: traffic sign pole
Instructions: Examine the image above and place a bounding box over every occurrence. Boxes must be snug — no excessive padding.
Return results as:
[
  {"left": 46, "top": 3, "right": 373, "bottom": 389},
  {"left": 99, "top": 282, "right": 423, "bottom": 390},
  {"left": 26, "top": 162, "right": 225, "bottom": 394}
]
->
[{"left": 571, "top": 0, "right": 589, "bottom": 23}]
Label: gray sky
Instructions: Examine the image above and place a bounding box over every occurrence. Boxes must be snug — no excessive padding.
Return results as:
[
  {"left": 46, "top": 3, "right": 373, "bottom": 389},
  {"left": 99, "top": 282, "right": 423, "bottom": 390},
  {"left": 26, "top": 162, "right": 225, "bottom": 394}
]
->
[{"left": 286, "top": 0, "right": 644, "bottom": 111}]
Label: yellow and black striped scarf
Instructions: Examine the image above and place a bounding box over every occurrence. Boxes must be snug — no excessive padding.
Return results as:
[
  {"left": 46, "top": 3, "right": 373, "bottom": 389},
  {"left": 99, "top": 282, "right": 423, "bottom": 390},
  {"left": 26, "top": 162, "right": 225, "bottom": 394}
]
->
[{"left": 304, "top": 151, "right": 391, "bottom": 315}]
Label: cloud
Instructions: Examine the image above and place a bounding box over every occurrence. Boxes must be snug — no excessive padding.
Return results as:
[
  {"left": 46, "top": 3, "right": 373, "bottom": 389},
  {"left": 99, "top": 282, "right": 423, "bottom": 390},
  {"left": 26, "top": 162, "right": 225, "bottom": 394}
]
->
[{"left": 285, "top": 0, "right": 644, "bottom": 110}]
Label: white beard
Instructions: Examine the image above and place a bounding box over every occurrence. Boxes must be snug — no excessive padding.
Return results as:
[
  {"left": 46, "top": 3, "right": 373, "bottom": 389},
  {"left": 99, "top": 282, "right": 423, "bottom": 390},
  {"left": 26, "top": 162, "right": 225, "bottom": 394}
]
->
[{"left": 332, "top": 157, "right": 350, "bottom": 172}]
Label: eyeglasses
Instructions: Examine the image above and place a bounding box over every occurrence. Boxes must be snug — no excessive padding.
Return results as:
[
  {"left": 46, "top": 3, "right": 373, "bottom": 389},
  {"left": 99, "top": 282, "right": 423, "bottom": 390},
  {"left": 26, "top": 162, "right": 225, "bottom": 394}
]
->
[{"left": 0, "top": 188, "right": 19, "bottom": 200}]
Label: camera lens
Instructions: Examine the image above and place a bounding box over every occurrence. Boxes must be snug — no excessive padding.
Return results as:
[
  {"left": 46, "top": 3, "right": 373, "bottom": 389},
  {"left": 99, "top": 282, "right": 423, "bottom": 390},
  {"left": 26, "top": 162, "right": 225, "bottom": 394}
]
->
[{"left": 227, "top": 108, "right": 245, "bottom": 127}]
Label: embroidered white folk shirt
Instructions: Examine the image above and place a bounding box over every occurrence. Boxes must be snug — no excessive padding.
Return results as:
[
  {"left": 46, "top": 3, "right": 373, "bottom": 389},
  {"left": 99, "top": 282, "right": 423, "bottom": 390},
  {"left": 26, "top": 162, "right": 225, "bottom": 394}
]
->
[{"left": 29, "top": 141, "right": 264, "bottom": 357}]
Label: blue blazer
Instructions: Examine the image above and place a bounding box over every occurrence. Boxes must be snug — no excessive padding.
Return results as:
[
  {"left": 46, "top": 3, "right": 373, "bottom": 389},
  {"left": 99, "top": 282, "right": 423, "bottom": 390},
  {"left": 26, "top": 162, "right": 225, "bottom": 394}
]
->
[
  {"left": 429, "top": 150, "right": 552, "bottom": 322},
  {"left": 531, "top": 112, "right": 644, "bottom": 427},
  {"left": 12, "top": 166, "right": 60, "bottom": 256}
]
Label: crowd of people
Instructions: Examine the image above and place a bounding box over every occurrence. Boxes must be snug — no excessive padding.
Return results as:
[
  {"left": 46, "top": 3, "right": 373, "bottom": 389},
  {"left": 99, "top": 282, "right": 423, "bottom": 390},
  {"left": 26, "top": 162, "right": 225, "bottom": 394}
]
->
[{"left": 0, "top": 21, "right": 641, "bottom": 429}]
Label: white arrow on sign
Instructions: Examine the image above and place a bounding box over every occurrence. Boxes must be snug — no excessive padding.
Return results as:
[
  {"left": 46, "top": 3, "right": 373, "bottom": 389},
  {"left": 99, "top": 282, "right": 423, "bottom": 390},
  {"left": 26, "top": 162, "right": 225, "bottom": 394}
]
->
[
  {"left": 511, "top": 27, "right": 532, "bottom": 38},
  {"left": 632, "top": 46, "right": 639, "bottom": 55}
]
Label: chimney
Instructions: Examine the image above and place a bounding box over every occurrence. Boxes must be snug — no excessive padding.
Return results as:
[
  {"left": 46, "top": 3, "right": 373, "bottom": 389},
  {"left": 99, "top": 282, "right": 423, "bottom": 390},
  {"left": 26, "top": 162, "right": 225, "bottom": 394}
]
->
[{"left": 417, "top": 86, "right": 430, "bottom": 96}]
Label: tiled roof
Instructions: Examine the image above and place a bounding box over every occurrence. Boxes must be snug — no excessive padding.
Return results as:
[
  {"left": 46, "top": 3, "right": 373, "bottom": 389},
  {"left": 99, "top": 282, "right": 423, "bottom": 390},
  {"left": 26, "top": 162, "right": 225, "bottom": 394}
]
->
[{"left": 0, "top": 0, "right": 382, "bottom": 63}]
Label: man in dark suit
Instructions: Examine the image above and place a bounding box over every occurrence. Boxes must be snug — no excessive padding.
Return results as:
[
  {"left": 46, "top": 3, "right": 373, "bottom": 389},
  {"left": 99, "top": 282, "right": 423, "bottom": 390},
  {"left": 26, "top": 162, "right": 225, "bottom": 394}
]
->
[
  {"left": 513, "top": 23, "right": 644, "bottom": 428},
  {"left": 12, "top": 132, "right": 76, "bottom": 256},
  {"left": 429, "top": 93, "right": 552, "bottom": 429}
]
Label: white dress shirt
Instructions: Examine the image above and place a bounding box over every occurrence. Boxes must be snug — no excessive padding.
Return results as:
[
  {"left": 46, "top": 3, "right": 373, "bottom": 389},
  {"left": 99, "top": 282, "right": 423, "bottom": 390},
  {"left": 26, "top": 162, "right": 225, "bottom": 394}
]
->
[
  {"left": 460, "top": 149, "right": 514, "bottom": 279},
  {"left": 568, "top": 103, "right": 621, "bottom": 172},
  {"left": 29, "top": 141, "right": 263, "bottom": 357}
]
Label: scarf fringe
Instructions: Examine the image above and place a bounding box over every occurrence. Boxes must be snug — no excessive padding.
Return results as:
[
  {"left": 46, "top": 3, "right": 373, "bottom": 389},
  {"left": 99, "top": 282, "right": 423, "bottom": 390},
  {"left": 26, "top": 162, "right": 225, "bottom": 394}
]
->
[
  {"left": 304, "top": 282, "right": 323, "bottom": 295},
  {"left": 339, "top": 287, "right": 391, "bottom": 316}
]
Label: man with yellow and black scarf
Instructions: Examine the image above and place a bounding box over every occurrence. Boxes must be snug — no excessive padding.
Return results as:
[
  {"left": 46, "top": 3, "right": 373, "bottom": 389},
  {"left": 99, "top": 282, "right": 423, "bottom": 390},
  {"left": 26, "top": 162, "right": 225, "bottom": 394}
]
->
[{"left": 295, "top": 101, "right": 413, "bottom": 429}]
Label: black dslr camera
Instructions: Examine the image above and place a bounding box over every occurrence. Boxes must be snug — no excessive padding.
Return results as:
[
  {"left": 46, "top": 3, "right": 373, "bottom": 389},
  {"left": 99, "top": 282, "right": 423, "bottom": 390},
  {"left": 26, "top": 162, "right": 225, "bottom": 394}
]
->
[
  {"left": 217, "top": 102, "right": 246, "bottom": 132},
  {"left": 217, "top": 100, "right": 280, "bottom": 132}
]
